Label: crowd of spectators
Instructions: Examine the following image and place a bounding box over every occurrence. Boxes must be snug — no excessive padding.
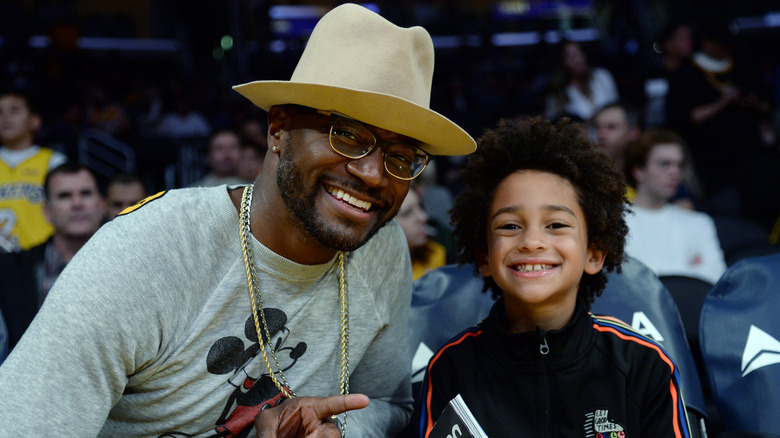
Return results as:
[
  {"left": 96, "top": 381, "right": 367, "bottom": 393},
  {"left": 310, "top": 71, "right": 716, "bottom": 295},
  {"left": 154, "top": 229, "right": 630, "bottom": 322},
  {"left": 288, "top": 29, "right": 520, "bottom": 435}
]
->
[
  {"left": 2, "top": 3, "right": 779, "bottom": 240},
  {"left": 1, "top": 4, "right": 778, "bottom": 250}
]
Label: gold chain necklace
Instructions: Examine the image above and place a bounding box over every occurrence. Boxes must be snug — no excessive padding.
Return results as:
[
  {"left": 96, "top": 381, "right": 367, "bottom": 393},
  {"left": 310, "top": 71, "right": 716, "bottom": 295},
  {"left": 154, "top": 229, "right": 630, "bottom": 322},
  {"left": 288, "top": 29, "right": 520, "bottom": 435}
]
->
[{"left": 238, "top": 184, "right": 350, "bottom": 435}]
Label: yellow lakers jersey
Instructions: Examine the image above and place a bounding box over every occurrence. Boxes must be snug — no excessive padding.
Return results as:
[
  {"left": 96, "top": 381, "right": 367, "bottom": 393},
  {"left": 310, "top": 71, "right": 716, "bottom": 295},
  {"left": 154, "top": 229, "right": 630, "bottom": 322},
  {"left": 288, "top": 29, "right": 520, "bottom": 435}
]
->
[{"left": 0, "top": 148, "right": 55, "bottom": 250}]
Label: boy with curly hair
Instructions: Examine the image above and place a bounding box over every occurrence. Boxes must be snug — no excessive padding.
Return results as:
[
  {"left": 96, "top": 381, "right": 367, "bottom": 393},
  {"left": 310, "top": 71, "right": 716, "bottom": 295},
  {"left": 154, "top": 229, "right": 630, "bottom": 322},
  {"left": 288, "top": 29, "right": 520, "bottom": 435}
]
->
[{"left": 419, "top": 117, "right": 691, "bottom": 437}]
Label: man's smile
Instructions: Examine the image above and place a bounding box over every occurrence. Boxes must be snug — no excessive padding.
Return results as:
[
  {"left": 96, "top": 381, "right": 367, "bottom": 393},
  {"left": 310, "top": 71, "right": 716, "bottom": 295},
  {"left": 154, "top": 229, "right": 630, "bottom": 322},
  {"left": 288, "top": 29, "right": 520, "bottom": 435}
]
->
[{"left": 325, "top": 184, "right": 373, "bottom": 212}]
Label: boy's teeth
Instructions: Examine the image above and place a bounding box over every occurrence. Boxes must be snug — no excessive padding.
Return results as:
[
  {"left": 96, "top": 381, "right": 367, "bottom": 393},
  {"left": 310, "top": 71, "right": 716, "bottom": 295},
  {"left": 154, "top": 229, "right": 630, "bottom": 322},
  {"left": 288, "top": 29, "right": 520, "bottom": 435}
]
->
[{"left": 517, "top": 264, "right": 551, "bottom": 272}]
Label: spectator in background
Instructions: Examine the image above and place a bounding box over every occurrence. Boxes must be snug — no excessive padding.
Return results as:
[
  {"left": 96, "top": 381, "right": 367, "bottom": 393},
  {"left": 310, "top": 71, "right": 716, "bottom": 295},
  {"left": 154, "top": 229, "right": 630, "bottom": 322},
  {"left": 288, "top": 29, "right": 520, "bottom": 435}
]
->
[
  {"left": 0, "top": 162, "right": 105, "bottom": 351},
  {"left": 190, "top": 130, "right": 244, "bottom": 187},
  {"left": 593, "top": 101, "right": 641, "bottom": 172},
  {"left": 545, "top": 40, "right": 619, "bottom": 121},
  {"left": 395, "top": 184, "right": 447, "bottom": 280},
  {"left": 644, "top": 20, "right": 695, "bottom": 127},
  {"left": 594, "top": 101, "right": 700, "bottom": 208},
  {"left": 85, "top": 84, "right": 131, "bottom": 139},
  {"left": 156, "top": 94, "right": 211, "bottom": 139},
  {"left": 238, "top": 118, "right": 268, "bottom": 151},
  {"left": 237, "top": 119, "right": 269, "bottom": 183},
  {"left": 237, "top": 140, "right": 265, "bottom": 183},
  {"left": 665, "top": 18, "right": 772, "bottom": 215},
  {"left": 45, "top": 99, "right": 87, "bottom": 159},
  {"left": 624, "top": 129, "right": 726, "bottom": 284},
  {"left": 125, "top": 81, "right": 163, "bottom": 137},
  {"left": 0, "top": 89, "right": 67, "bottom": 252},
  {"left": 415, "top": 160, "right": 455, "bottom": 233},
  {"left": 106, "top": 172, "right": 147, "bottom": 219}
]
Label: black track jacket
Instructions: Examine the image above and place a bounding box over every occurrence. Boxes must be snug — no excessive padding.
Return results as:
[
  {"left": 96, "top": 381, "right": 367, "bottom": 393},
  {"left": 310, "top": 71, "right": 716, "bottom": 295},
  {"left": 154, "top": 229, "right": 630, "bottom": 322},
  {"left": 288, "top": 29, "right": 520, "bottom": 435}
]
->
[{"left": 419, "top": 299, "right": 692, "bottom": 438}]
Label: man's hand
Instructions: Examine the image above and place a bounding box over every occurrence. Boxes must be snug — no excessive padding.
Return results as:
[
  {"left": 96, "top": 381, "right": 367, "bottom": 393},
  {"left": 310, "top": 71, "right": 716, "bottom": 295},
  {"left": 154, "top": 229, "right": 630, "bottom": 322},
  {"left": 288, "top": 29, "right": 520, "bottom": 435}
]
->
[{"left": 255, "top": 394, "right": 370, "bottom": 438}]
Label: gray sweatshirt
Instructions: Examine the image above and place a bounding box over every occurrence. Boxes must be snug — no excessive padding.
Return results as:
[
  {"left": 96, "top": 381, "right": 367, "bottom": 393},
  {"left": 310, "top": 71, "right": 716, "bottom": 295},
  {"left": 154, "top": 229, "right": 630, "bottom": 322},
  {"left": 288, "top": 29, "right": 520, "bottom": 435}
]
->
[{"left": 0, "top": 185, "right": 413, "bottom": 437}]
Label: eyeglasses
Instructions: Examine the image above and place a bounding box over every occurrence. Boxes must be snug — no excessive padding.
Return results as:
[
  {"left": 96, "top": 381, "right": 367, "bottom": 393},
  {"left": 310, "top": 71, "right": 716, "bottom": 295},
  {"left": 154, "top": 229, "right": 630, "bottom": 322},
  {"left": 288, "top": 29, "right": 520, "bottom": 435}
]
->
[{"left": 316, "top": 110, "right": 431, "bottom": 180}]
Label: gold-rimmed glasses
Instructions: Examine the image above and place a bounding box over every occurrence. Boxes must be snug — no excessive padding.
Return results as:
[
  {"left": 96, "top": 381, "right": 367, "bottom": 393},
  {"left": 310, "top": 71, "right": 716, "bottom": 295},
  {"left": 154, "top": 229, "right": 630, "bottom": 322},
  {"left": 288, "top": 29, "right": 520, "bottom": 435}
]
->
[{"left": 316, "top": 110, "right": 431, "bottom": 180}]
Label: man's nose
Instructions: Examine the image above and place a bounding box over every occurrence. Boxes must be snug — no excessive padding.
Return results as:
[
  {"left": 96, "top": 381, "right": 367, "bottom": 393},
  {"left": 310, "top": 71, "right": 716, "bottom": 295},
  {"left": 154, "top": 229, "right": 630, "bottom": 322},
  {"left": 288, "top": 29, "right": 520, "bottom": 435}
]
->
[
  {"left": 346, "top": 147, "right": 385, "bottom": 187},
  {"left": 71, "top": 195, "right": 87, "bottom": 209}
]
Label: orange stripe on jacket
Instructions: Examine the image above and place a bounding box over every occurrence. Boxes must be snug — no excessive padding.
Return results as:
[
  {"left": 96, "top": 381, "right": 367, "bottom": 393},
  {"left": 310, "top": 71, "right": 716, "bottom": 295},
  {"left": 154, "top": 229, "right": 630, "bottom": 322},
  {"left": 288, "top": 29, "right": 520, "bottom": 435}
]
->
[{"left": 423, "top": 329, "right": 482, "bottom": 438}]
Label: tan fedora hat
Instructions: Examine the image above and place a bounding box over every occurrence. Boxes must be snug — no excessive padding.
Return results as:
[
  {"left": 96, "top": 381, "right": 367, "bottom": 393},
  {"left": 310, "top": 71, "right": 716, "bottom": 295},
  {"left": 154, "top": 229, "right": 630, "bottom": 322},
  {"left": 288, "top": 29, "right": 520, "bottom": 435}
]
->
[{"left": 232, "top": 3, "right": 475, "bottom": 156}]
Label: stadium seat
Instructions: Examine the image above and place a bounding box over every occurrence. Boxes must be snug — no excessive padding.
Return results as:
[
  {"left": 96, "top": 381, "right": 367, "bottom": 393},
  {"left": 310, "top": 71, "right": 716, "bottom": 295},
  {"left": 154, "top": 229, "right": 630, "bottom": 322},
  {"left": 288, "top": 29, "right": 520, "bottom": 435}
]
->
[{"left": 700, "top": 253, "right": 780, "bottom": 436}]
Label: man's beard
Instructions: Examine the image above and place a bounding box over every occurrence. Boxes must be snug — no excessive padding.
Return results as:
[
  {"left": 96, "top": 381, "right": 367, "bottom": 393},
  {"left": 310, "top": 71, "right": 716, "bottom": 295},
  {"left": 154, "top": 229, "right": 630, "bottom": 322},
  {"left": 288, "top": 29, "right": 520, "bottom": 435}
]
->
[{"left": 275, "top": 137, "right": 396, "bottom": 252}]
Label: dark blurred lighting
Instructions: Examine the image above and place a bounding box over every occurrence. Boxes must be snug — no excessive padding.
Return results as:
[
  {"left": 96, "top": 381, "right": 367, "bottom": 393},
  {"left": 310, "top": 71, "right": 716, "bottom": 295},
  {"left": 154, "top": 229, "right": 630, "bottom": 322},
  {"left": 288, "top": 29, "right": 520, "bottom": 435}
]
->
[
  {"left": 734, "top": 12, "right": 780, "bottom": 30},
  {"left": 494, "top": 0, "right": 593, "bottom": 21},
  {"left": 221, "top": 35, "right": 234, "bottom": 51},
  {"left": 492, "top": 31, "right": 541, "bottom": 47},
  {"left": 25, "top": 36, "right": 180, "bottom": 51}
]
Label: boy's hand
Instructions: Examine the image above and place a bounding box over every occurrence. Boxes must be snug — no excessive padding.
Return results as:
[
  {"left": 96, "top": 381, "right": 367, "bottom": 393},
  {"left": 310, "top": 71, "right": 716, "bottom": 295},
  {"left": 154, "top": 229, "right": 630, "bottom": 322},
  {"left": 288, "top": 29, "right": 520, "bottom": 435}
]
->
[{"left": 254, "top": 394, "right": 369, "bottom": 437}]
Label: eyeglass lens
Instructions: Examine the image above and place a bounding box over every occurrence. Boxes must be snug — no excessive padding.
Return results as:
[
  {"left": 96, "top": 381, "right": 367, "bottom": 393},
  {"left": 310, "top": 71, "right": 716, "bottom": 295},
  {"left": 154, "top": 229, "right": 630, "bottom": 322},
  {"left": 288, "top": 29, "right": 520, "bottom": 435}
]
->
[{"left": 329, "top": 117, "right": 428, "bottom": 179}]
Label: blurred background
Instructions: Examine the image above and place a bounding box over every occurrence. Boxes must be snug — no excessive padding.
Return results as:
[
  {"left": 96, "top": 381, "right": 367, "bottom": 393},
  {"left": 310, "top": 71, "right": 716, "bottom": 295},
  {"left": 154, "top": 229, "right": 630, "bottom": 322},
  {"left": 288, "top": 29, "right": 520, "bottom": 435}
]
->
[{"left": 1, "top": 0, "right": 779, "bottom": 196}]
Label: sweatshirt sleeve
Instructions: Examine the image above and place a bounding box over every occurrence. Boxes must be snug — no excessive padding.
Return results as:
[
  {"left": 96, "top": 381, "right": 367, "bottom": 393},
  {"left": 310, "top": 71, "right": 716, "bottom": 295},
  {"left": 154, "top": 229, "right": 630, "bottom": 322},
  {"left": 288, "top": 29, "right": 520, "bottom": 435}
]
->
[
  {"left": 0, "top": 220, "right": 170, "bottom": 435},
  {"left": 0, "top": 188, "right": 233, "bottom": 436}
]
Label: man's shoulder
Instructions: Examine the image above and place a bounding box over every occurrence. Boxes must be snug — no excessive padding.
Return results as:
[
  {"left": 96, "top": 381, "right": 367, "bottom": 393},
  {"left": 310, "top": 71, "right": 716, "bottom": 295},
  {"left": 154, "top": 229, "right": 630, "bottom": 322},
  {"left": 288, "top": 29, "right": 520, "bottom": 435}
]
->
[
  {"left": 191, "top": 176, "right": 245, "bottom": 188},
  {"left": 356, "top": 220, "right": 407, "bottom": 256},
  {"left": 116, "top": 186, "right": 228, "bottom": 217},
  {"left": 106, "top": 186, "right": 237, "bottom": 243}
]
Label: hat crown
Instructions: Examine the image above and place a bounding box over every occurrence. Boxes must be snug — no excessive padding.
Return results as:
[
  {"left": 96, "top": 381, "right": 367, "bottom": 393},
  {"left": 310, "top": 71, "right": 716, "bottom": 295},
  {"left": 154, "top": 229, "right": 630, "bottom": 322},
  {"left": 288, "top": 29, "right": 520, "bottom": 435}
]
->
[
  {"left": 232, "top": 3, "right": 476, "bottom": 156},
  {"left": 290, "top": 3, "right": 433, "bottom": 108}
]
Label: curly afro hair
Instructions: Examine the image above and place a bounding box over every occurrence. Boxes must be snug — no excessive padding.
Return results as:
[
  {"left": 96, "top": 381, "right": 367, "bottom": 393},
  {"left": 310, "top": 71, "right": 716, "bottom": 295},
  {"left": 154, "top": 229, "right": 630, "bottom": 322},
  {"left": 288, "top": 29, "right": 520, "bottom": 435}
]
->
[{"left": 450, "top": 116, "right": 629, "bottom": 309}]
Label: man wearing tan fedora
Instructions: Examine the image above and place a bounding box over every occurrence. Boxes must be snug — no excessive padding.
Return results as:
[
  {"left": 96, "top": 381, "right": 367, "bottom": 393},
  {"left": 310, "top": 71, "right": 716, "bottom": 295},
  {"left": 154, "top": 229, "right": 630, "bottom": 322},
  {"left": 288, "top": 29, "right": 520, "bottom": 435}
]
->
[{"left": 0, "top": 4, "right": 475, "bottom": 438}]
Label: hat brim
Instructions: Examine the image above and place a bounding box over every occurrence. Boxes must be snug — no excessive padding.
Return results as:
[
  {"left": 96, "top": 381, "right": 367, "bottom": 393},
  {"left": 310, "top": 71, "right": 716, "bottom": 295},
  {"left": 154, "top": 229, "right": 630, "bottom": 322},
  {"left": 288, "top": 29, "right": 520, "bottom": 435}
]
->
[{"left": 233, "top": 81, "right": 476, "bottom": 156}]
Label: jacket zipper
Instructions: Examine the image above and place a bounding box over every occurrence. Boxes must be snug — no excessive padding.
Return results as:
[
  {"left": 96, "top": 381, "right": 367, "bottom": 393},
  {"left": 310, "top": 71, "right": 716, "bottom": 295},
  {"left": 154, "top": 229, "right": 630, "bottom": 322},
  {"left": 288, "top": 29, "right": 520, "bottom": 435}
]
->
[{"left": 537, "top": 329, "right": 552, "bottom": 438}]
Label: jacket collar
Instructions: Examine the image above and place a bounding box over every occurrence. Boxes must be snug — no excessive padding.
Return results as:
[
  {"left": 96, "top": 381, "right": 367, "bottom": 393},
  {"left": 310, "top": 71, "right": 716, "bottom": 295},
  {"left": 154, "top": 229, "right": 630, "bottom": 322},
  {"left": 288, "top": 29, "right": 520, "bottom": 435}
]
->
[{"left": 481, "top": 297, "right": 597, "bottom": 370}]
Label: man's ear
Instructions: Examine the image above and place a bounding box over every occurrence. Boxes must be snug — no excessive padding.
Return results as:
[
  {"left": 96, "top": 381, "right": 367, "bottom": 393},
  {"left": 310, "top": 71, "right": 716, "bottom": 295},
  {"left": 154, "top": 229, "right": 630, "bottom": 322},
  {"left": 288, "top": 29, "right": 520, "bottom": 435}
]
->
[
  {"left": 584, "top": 247, "right": 607, "bottom": 275},
  {"left": 266, "top": 106, "right": 288, "bottom": 154}
]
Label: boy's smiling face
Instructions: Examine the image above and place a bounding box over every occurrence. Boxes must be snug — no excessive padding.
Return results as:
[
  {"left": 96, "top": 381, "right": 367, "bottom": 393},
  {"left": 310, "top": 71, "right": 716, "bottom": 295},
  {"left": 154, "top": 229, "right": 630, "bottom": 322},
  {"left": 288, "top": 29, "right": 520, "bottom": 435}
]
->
[{"left": 478, "top": 170, "right": 605, "bottom": 332}]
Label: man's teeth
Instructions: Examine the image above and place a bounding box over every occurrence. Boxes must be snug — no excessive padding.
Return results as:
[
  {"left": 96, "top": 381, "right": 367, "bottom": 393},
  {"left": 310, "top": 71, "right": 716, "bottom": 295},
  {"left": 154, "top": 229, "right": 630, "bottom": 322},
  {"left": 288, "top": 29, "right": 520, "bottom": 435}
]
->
[
  {"left": 515, "top": 264, "right": 552, "bottom": 272},
  {"left": 328, "top": 186, "right": 372, "bottom": 211}
]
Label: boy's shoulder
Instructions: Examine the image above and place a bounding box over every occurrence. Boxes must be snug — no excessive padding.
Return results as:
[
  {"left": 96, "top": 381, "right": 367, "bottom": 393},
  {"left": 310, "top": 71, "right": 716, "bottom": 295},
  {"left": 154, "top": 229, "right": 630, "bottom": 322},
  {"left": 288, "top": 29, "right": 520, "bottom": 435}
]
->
[
  {"left": 589, "top": 313, "right": 677, "bottom": 370},
  {"left": 428, "top": 322, "right": 487, "bottom": 372},
  {"left": 0, "top": 145, "right": 60, "bottom": 169}
]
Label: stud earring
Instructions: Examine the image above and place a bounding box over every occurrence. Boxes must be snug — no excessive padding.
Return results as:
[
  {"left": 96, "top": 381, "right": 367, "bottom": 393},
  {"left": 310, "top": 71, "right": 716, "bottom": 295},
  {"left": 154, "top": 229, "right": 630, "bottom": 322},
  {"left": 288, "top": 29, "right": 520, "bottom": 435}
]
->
[{"left": 272, "top": 145, "right": 278, "bottom": 152}]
